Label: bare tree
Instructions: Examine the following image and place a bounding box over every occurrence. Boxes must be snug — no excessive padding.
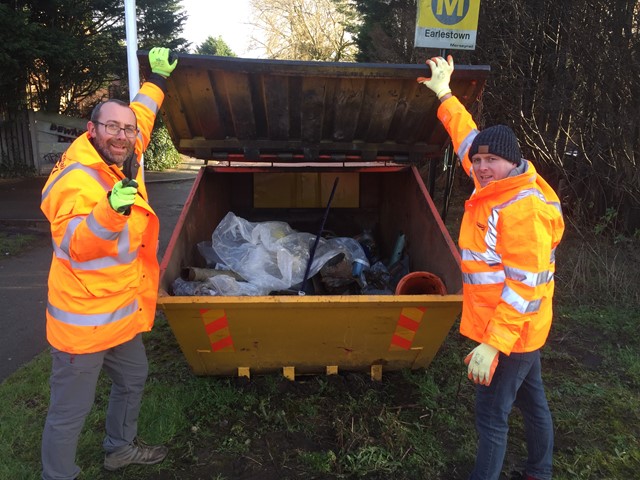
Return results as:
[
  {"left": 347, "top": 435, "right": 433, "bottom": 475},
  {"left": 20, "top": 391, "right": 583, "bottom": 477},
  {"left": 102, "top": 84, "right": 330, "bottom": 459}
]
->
[
  {"left": 470, "top": 0, "right": 640, "bottom": 233},
  {"left": 248, "top": 0, "right": 358, "bottom": 61}
]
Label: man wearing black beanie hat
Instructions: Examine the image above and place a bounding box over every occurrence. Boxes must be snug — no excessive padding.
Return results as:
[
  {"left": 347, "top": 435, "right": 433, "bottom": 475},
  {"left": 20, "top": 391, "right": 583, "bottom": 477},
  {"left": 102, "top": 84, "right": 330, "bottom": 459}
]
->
[
  {"left": 418, "top": 56, "right": 565, "bottom": 480},
  {"left": 467, "top": 124, "right": 525, "bottom": 187}
]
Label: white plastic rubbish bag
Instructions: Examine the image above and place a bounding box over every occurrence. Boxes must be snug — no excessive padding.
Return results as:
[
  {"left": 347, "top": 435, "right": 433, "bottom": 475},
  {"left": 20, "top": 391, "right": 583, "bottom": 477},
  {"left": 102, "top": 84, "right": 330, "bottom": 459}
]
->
[{"left": 211, "top": 212, "right": 344, "bottom": 293}]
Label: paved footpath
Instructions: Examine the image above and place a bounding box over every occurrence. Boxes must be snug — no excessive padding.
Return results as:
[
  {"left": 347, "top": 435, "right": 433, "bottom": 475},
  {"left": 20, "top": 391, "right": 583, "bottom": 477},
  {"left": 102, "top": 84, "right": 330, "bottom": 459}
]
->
[{"left": 0, "top": 163, "right": 201, "bottom": 383}]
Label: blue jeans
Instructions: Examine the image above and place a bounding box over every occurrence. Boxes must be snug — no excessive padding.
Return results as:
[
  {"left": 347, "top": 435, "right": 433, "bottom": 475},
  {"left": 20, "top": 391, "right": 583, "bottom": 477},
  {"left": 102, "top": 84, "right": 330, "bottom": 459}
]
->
[{"left": 469, "top": 350, "right": 553, "bottom": 480}]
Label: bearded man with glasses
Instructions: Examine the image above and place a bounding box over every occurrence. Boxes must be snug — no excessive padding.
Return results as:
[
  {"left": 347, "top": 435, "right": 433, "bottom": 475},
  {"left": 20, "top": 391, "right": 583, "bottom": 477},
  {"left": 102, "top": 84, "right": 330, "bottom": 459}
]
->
[
  {"left": 90, "top": 111, "right": 139, "bottom": 170},
  {"left": 40, "top": 47, "right": 178, "bottom": 480}
]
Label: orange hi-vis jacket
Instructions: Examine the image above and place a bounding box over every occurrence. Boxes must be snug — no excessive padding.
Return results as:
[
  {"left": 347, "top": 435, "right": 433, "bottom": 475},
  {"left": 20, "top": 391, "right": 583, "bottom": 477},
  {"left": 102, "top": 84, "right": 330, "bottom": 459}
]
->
[
  {"left": 438, "top": 96, "right": 565, "bottom": 355},
  {"left": 40, "top": 82, "right": 165, "bottom": 354}
]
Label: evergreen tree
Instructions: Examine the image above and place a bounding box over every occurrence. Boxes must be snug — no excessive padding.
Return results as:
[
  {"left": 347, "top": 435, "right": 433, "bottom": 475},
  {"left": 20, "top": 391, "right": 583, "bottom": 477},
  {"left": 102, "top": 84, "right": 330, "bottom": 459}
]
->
[
  {"left": 0, "top": 0, "right": 189, "bottom": 115},
  {"left": 349, "top": 0, "right": 418, "bottom": 63},
  {"left": 195, "top": 36, "right": 236, "bottom": 57},
  {"left": 0, "top": 4, "right": 36, "bottom": 111}
]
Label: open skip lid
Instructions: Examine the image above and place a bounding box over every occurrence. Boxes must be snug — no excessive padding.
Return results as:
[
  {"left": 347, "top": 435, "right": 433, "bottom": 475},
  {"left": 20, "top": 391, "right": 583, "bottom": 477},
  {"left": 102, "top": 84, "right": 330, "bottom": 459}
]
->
[{"left": 138, "top": 52, "right": 489, "bottom": 165}]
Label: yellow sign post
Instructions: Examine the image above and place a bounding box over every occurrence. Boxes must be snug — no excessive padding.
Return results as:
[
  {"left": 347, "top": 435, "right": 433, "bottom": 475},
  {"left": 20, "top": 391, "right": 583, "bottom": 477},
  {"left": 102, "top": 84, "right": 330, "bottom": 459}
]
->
[{"left": 415, "top": 0, "right": 481, "bottom": 50}]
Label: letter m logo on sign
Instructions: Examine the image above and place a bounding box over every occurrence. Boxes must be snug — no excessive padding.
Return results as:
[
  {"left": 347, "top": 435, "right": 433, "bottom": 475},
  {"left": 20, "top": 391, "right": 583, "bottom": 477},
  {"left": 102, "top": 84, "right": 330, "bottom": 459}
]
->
[{"left": 434, "top": 0, "right": 469, "bottom": 24}]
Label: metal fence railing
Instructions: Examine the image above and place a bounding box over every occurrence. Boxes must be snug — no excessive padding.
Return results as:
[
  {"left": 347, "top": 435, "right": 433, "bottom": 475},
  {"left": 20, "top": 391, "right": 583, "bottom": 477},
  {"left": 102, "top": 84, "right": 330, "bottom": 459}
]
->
[{"left": 0, "top": 109, "right": 34, "bottom": 175}]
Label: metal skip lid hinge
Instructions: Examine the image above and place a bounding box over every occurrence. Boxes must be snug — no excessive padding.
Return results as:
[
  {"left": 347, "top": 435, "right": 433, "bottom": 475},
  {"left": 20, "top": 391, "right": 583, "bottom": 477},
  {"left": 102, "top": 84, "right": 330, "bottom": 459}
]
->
[{"left": 206, "top": 149, "right": 417, "bottom": 165}]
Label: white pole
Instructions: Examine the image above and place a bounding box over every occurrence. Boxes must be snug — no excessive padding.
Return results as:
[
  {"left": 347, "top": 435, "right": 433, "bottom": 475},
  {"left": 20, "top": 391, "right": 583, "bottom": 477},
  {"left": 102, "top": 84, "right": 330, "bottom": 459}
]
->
[
  {"left": 124, "top": 0, "right": 140, "bottom": 101},
  {"left": 124, "top": 0, "right": 144, "bottom": 179}
]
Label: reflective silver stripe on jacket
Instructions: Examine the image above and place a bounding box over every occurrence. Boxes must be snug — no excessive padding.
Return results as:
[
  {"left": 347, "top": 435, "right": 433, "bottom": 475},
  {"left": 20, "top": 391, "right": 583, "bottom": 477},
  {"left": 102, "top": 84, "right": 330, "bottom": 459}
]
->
[
  {"left": 504, "top": 265, "right": 554, "bottom": 287},
  {"left": 461, "top": 188, "right": 560, "bottom": 293},
  {"left": 52, "top": 242, "right": 138, "bottom": 270},
  {"left": 461, "top": 248, "right": 501, "bottom": 266},
  {"left": 501, "top": 285, "right": 542, "bottom": 314},
  {"left": 133, "top": 92, "right": 159, "bottom": 115},
  {"left": 494, "top": 187, "right": 562, "bottom": 215},
  {"left": 458, "top": 129, "right": 478, "bottom": 160},
  {"left": 59, "top": 216, "right": 84, "bottom": 256},
  {"left": 41, "top": 163, "right": 111, "bottom": 203},
  {"left": 462, "top": 270, "right": 506, "bottom": 285},
  {"left": 458, "top": 129, "right": 479, "bottom": 182},
  {"left": 44, "top": 163, "right": 137, "bottom": 269},
  {"left": 52, "top": 227, "right": 137, "bottom": 271},
  {"left": 47, "top": 299, "right": 139, "bottom": 327},
  {"left": 86, "top": 211, "right": 120, "bottom": 241}
]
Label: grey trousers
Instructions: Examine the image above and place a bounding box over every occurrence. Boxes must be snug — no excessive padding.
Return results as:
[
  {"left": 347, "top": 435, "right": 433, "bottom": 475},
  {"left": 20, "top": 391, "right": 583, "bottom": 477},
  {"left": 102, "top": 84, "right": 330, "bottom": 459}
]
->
[{"left": 41, "top": 334, "right": 148, "bottom": 480}]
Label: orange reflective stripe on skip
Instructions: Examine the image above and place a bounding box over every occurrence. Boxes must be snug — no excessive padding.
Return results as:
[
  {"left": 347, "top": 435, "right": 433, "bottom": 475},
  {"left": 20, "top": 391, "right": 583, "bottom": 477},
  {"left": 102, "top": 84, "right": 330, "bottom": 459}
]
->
[
  {"left": 200, "top": 309, "right": 235, "bottom": 352},
  {"left": 389, "top": 307, "right": 426, "bottom": 351},
  {"left": 390, "top": 334, "right": 412, "bottom": 350},
  {"left": 397, "top": 314, "right": 420, "bottom": 331}
]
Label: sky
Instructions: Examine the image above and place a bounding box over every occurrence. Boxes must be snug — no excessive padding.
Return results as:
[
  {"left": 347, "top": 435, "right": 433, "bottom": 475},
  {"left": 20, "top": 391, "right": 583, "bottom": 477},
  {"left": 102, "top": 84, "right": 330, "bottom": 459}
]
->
[{"left": 179, "top": 0, "right": 262, "bottom": 57}]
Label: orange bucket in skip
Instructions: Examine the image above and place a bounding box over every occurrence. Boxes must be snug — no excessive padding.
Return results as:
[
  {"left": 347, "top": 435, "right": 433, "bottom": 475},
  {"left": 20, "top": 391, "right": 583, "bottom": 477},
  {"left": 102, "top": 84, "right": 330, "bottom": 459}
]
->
[{"left": 395, "top": 271, "right": 447, "bottom": 295}]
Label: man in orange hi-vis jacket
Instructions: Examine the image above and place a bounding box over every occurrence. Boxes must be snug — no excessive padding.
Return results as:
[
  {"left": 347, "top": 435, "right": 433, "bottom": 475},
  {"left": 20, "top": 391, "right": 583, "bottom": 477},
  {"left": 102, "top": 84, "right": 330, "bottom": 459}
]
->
[
  {"left": 40, "top": 48, "right": 177, "bottom": 480},
  {"left": 418, "top": 56, "right": 564, "bottom": 480}
]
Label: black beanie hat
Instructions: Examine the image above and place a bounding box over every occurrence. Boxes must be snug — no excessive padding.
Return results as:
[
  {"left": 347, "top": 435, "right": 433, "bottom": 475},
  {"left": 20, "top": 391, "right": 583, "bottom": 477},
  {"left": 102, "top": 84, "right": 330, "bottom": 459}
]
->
[{"left": 468, "top": 125, "right": 522, "bottom": 166}]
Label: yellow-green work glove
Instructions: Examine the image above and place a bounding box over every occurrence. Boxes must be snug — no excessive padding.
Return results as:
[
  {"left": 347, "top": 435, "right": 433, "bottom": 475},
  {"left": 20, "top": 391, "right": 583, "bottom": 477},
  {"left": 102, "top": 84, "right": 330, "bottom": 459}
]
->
[
  {"left": 417, "top": 55, "right": 454, "bottom": 99},
  {"left": 109, "top": 179, "right": 138, "bottom": 214},
  {"left": 464, "top": 342, "right": 500, "bottom": 386},
  {"left": 149, "top": 47, "right": 178, "bottom": 78}
]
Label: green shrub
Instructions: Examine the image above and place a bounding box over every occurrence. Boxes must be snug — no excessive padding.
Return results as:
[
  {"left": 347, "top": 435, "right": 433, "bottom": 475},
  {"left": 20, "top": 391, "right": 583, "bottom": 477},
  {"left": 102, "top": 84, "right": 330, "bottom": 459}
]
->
[{"left": 144, "top": 119, "right": 181, "bottom": 171}]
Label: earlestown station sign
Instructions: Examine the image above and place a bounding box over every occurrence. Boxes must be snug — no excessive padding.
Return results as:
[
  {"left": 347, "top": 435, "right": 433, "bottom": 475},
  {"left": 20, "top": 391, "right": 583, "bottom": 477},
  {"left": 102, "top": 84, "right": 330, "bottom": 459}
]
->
[{"left": 415, "top": 0, "right": 481, "bottom": 50}]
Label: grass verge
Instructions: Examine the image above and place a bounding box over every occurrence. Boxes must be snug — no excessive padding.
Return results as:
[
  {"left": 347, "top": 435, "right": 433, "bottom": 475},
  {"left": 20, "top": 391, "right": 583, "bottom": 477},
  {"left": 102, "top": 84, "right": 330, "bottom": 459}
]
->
[
  {"left": 1, "top": 198, "right": 638, "bottom": 478},
  {"left": 1, "top": 302, "right": 638, "bottom": 479},
  {"left": 0, "top": 230, "right": 38, "bottom": 257}
]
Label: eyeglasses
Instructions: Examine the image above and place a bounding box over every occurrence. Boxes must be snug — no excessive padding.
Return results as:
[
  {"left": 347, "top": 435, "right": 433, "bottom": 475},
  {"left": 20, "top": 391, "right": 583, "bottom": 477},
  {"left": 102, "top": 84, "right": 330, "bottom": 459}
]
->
[{"left": 93, "top": 121, "right": 139, "bottom": 138}]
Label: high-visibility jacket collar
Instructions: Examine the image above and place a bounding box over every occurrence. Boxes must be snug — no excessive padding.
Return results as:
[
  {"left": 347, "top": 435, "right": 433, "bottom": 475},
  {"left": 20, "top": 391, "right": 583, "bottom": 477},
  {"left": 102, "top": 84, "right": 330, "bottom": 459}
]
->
[{"left": 470, "top": 160, "right": 535, "bottom": 200}]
